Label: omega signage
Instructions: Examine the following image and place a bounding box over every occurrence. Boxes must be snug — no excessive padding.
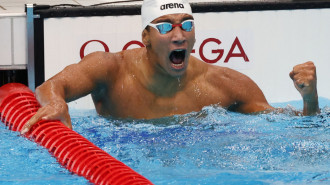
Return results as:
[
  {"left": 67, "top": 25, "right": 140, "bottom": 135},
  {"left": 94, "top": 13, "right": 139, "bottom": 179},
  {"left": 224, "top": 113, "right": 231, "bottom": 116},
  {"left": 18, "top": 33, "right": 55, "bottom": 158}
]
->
[{"left": 79, "top": 37, "right": 249, "bottom": 64}]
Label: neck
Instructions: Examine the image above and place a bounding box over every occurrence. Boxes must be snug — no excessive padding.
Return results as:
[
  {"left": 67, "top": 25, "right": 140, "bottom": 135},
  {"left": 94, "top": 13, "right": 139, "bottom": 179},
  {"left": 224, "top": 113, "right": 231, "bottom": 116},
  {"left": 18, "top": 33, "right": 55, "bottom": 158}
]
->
[
  {"left": 149, "top": 71, "right": 187, "bottom": 97},
  {"left": 139, "top": 48, "right": 188, "bottom": 97}
]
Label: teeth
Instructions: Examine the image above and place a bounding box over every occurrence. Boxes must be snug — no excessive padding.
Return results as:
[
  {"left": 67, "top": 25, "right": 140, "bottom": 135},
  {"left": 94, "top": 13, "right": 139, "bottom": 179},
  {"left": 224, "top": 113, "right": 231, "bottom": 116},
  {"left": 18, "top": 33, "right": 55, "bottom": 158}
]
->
[{"left": 173, "top": 49, "right": 185, "bottom": 53}]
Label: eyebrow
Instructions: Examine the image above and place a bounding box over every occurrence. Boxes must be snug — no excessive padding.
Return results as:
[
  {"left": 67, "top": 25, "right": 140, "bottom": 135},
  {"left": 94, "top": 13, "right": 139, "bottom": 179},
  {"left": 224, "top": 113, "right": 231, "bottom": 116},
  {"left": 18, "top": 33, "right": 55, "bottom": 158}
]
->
[
  {"left": 155, "top": 16, "right": 194, "bottom": 24},
  {"left": 155, "top": 18, "right": 171, "bottom": 23}
]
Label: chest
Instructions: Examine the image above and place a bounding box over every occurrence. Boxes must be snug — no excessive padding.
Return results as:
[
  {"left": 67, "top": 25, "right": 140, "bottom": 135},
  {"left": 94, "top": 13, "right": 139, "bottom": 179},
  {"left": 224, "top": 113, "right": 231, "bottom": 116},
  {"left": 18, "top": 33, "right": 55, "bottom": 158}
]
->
[
  {"left": 99, "top": 75, "right": 233, "bottom": 119},
  {"left": 111, "top": 82, "right": 201, "bottom": 119}
]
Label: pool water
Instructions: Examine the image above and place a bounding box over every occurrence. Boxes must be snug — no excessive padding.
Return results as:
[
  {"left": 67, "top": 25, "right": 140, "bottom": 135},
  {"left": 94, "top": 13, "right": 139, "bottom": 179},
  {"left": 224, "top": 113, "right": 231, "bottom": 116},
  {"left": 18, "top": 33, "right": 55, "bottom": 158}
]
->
[{"left": 0, "top": 98, "right": 329, "bottom": 185}]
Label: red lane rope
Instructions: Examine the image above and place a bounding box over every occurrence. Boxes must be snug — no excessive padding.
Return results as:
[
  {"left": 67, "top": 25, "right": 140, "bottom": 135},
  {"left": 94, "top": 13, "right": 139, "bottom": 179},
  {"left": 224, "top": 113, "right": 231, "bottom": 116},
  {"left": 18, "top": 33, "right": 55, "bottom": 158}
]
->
[{"left": 0, "top": 83, "right": 153, "bottom": 185}]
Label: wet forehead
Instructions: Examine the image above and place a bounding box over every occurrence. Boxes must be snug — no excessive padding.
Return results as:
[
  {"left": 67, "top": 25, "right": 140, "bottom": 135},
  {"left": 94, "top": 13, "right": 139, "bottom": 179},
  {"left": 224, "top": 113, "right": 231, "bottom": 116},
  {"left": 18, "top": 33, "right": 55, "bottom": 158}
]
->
[{"left": 152, "top": 13, "right": 194, "bottom": 23}]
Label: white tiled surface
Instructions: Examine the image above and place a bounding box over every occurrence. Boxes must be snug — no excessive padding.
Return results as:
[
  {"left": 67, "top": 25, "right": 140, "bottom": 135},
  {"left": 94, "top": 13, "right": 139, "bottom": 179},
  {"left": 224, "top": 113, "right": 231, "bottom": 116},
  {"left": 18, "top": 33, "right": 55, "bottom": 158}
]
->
[
  {"left": 12, "top": 16, "right": 26, "bottom": 65},
  {"left": 0, "top": 18, "right": 12, "bottom": 65},
  {"left": 0, "top": 16, "right": 26, "bottom": 67}
]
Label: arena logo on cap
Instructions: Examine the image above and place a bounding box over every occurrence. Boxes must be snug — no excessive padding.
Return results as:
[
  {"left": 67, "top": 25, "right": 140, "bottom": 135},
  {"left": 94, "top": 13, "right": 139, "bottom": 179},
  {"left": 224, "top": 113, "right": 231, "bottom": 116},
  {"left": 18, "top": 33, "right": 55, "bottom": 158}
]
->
[{"left": 160, "top": 3, "right": 184, "bottom": 10}]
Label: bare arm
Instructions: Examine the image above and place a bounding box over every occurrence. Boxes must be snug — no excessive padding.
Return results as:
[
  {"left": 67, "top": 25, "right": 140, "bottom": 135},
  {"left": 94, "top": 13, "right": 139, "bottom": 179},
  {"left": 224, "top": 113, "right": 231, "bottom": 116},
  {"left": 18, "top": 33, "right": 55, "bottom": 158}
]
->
[
  {"left": 227, "top": 71, "right": 275, "bottom": 114},
  {"left": 289, "top": 61, "right": 319, "bottom": 115},
  {"left": 21, "top": 51, "right": 118, "bottom": 134},
  {"left": 233, "top": 62, "right": 319, "bottom": 116}
]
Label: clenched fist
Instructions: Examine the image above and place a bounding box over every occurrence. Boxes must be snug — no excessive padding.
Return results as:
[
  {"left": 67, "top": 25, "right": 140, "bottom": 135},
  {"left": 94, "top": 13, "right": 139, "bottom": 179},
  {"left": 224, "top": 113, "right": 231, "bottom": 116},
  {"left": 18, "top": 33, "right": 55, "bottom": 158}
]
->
[{"left": 289, "top": 61, "right": 319, "bottom": 115}]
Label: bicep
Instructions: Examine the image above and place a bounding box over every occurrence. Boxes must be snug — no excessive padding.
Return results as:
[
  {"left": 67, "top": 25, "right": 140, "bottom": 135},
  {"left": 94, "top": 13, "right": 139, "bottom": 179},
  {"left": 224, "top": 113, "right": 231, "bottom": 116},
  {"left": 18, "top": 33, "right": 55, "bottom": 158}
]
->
[{"left": 228, "top": 73, "right": 274, "bottom": 114}]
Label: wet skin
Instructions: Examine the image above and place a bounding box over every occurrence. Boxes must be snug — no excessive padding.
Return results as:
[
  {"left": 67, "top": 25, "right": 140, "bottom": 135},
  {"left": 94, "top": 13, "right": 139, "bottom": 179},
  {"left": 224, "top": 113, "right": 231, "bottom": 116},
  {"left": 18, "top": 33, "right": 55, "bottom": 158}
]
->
[{"left": 21, "top": 14, "right": 319, "bottom": 134}]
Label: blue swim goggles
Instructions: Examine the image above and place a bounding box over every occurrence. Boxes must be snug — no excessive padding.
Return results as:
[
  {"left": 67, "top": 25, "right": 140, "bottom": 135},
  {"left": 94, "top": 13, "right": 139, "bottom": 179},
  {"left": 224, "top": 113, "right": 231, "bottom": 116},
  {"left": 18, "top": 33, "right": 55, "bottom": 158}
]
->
[{"left": 148, "top": 20, "right": 194, "bottom": 34}]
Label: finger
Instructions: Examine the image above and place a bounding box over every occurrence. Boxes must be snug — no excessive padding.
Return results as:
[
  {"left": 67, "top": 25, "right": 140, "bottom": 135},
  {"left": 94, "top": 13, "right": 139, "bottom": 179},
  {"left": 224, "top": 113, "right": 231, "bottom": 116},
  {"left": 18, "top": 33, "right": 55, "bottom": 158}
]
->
[
  {"left": 42, "top": 112, "right": 72, "bottom": 130},
  {"left": 64, "top": 113, "right": 72, "bottom": 129},
  {"left": 290, "top": 65, "right": 305, "bottom": 80},
  {"left": 64, "top": 114, "right": 72, "bottom": 129},
  {"left": 295, "top": 78, "right": 310, "bottom": 89},
  {"left": 20, "top": 106, "right": 49, "bottom": 134},
  {"left": 297, "top": 83, "right": 305, "bottom": 89},
  {"left": 20, "top": 113, "right": 42, "bottom": 135},
  {"left": 62, "top": 119, "right": 73, "bottom": 130},
  {"left": 293, "top": 62, "right": 316, "bottom": 74},
  {"left": 305, "top": 61, "right": 315, "bottom": 67},
  {"left": 40, "top": 111, "right": 60, "bottom": 121},
  {"left": 20, "top": 122, "right": 30, "bottom": 135}
]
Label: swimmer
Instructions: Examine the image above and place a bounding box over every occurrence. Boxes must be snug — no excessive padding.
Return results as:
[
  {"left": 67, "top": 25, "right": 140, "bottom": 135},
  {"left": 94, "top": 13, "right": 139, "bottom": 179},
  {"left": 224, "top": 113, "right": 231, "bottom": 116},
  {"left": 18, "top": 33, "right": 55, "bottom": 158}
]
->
[{"left": 21, "top": 0, "right": 319, "bottom": 134}]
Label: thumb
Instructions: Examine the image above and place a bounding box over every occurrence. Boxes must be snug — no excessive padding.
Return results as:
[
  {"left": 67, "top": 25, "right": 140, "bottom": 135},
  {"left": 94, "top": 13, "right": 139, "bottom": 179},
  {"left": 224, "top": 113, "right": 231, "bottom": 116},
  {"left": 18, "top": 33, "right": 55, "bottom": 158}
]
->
[
  {"left": 42, "top": 115, "right": 72, "bottom": 130},
  {"left": 60, "top": 114, "right": 72, "bottom": 130},
  {"left": 62, "top": 119, "right": 72, "bottom": 130},
  {"left": 289, "top": 71, "right": 294, "bottom": 80}
]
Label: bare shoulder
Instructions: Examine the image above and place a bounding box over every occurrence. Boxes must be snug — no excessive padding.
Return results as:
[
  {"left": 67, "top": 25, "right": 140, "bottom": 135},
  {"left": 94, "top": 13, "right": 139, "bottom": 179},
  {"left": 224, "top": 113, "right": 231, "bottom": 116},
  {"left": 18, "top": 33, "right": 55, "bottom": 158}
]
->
[
  {"left": 189, "top": 57, "right": 250, "bottom": 97},
  {"left": 193, "top": 59, "right": 251, "bottom": 88},
  {"left": 214, "top": 66, "right": 251, "bottom": 84},
  {"left": 207, "top": 65, "right": 259, "bottom": 96},
  {"left": 80, "top": 51, "right": 119, "bottom": 71},
  {"left": 192, "top": 59, "right": 272, "bottom": 113},
  {"left": 78, "top": 49, "right": 141, "bottom": 80}
]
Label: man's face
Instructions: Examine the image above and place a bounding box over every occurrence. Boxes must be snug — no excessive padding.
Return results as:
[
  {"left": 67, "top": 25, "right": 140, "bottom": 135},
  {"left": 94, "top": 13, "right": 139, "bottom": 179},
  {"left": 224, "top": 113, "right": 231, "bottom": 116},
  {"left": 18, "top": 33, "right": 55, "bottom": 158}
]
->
[{"left": 146, "top": 13, "right": 196, "bottom": 77}]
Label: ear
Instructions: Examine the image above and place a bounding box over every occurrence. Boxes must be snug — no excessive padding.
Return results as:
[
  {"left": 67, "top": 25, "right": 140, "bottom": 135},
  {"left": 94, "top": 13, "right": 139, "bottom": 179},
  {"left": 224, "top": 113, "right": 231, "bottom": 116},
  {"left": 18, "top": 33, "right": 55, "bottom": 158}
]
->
[{"left": 142, "top": 29, "right": 151, "bottom": 47}]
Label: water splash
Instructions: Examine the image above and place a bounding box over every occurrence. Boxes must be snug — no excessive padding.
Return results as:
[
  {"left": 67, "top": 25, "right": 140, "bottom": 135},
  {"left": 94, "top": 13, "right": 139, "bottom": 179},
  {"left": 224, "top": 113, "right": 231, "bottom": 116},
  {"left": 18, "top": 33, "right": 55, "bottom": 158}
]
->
[
  {"left": 69, "top": 104, "right": 330, "bottom": 184},
  {"left": 1, "top": 103, "right": 329, "bottom": 184}
]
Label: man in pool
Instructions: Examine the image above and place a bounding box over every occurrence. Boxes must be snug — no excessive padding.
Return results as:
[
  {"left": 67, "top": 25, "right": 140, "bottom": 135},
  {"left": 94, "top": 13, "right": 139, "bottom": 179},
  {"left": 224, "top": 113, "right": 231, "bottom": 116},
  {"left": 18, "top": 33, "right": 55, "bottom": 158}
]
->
[{"left": 21, "top": 0, "right": 319, "bottom": 134}]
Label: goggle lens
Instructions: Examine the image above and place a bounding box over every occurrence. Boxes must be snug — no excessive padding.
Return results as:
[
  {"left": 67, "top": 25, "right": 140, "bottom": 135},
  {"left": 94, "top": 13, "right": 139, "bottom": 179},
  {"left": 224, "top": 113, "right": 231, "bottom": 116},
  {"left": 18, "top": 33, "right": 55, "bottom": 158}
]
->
[
  {"left": 150, "top": 20, "right": 194, "bottom": 34},
  {"left": 156, "top": 23, "right": 173, "bottom": 34},
  {"left": 181, "top": 20, "right": 193, "bottom": 32}
]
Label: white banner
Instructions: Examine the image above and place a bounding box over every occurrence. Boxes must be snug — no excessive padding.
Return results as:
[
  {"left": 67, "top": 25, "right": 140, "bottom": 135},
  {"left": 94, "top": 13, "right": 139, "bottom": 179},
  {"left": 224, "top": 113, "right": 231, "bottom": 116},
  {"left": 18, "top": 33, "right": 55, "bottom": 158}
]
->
[{"left": 44, "top": 9, "right": 330, "bottom": 109}]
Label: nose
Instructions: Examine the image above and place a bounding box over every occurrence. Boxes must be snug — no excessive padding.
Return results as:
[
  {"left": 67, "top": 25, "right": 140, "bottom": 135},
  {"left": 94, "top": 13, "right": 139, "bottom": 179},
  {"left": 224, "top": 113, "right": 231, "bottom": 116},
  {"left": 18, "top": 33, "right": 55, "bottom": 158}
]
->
[{"left": 171, "top": 26, "right": 186, "bottom": 45}]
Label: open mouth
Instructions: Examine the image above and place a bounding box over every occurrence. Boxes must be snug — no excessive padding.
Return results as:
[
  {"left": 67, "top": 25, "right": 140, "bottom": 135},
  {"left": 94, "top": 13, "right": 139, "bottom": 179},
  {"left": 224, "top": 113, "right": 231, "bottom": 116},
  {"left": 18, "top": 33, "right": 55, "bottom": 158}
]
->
[{"left": 169, "top": 49, "right": 186, "bottom": 66}]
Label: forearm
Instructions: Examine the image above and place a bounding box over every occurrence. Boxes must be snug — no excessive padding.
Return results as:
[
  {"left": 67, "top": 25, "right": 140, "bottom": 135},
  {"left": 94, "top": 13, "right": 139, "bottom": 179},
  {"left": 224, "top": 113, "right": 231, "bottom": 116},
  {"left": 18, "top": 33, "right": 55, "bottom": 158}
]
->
[
  {"left": 302, "top": 94, "right": 320, "bottom": 116},
  {"left": 21, "top": 52, "right": 112, "bottom": 134},
  {"left": 35, "top": 79, "right": 67, "bottom": 107},
  {"left": 260, "top": 101, "right": 319, "bottom": 116},
  {"left": 36, "top": 62, "right": 98, "bottom": 105}
]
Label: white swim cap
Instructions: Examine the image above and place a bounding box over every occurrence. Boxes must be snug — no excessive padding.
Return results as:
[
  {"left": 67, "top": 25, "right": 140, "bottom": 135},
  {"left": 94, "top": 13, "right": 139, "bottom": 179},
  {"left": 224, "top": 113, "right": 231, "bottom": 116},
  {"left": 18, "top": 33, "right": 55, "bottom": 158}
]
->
[{"left": 141, "top": 0, "right": 193, "bottom": 30}]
